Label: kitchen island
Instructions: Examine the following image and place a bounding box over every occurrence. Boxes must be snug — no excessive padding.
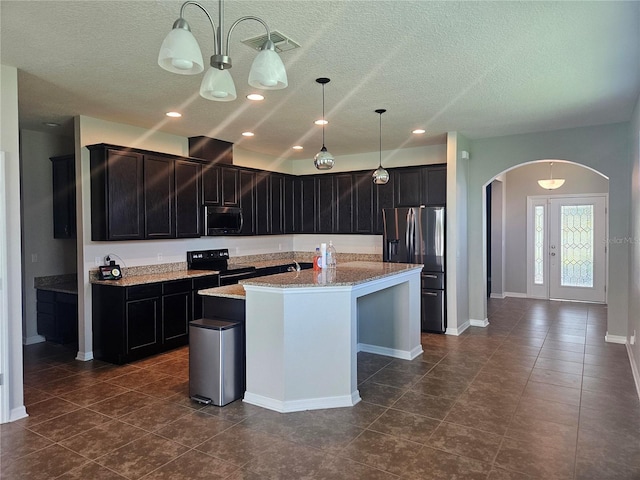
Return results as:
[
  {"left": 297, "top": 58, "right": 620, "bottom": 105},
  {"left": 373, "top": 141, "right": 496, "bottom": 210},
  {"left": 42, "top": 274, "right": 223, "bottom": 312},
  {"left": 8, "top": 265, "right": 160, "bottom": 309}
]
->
[{"left": 200, "top": 261, "right": 423, "bottom": 413}]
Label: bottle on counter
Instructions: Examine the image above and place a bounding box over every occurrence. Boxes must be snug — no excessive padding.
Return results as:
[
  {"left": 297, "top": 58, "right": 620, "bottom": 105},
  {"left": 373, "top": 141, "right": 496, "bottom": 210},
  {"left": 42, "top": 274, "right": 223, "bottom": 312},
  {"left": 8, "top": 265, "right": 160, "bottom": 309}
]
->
[
  {"left": 320, "top": 243, "right": 327, "bottom": 269},
  {"left": 326, "top": 240, "right": 337, "bottom": 268},
  {"left": 313, "top": 247, "right": 322, "bottom": 271}
]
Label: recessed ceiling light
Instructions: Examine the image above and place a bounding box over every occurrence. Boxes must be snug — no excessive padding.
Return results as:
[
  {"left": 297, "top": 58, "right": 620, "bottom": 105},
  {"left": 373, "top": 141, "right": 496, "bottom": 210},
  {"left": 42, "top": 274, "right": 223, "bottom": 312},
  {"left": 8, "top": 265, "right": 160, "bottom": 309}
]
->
[
  {"left": 246, "top": 93, "right": 264, "bottom": 101},
  {"left": 166, "top": 111, "right": 182, "bottom": 118},
  {"left": 242, "top": 132, "right": 255, "bottom": 137},
  {"left": 43, "top": 122, "right": 61, "bottom": 128},
  {"left": 314, "top": 119, "right": 328, "bottom": 125},
  {"left": 412, "top": 129, "right": 426, "bottom": 134},
  {"left": 292, "top": 145, "right": 303, "bottom": 150}
]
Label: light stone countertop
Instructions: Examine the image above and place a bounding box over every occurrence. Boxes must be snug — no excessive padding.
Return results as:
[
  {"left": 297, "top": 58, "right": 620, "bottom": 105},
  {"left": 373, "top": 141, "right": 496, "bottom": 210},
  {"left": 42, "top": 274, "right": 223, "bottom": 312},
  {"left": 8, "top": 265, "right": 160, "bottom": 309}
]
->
[
  {"left": 90, "top": 269, "right": 221, "bottom": 287},
  {"left": 239, "top": 261, "right": 423, "bottom": 289},
  {"left": 198, "top": 284, "right": 246, "bottom": 299}
]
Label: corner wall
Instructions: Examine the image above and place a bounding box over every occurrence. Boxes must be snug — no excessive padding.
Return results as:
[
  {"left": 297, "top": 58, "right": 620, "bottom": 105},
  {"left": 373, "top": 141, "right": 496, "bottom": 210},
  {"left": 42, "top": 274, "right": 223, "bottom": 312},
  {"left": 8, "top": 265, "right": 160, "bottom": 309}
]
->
[{"left": 629, "top": 94, "right": 640, "bottom": 394}]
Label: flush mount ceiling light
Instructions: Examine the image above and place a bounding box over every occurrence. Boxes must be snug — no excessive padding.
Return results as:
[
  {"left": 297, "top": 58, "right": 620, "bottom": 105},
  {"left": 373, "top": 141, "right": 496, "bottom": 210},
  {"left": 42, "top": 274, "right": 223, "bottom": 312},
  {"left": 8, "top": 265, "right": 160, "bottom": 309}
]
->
[
  {"left": 537, "top": 162, "right": 565, "bottom": 190},
  {"left": 372, "top": 109, "right": 389, "bottom": 185},
  {"left": 158, "top": 0, "right": 288, "bottom": 102},
  {"left": 412, "top": 128, "right": 426, "bottom": 134},
  {"left": 165, "top": 111, "right": 182, "bottom": 117},
  {"left": 313, "top": 77, "right": 334, "bottom": 170},
  {"left": 246, "top": 93, "right": 264, "bottom": 101},
  {"left": 242, "top": 131, "right": 254, "bottom": 137}
]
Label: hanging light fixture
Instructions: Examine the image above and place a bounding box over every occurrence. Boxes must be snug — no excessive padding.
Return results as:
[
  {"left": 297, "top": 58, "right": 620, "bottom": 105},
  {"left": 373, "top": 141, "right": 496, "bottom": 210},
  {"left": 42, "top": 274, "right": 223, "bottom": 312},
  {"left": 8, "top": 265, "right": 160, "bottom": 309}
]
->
[
  {"left": 314, "top": 77, "right": 335, "bottom": 170},
  {"left": 158, "top": 0, "right": 288, "bottom": 102},
  {"left": 372, "top": 109, "right": 389, "bottom": 184},
  {"left": 537, "top": 162, "right": 565, "bottom": 190}
]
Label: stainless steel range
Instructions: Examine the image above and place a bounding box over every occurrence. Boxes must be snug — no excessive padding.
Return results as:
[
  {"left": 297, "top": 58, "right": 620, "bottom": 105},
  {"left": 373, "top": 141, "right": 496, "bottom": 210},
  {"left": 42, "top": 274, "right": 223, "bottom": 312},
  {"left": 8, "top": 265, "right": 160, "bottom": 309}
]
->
[{"left": 187, "top": 249, "right": 257, "bottom": 286}]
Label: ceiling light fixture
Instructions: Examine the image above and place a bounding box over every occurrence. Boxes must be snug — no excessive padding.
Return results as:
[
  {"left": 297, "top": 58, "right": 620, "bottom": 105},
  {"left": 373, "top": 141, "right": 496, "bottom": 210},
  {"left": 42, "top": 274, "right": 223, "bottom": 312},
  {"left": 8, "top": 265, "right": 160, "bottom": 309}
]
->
[
  {"left": 313, "top": 77, "right": 334, "bottom": 170},
  {"left": 158, "top": 0, "right": 288, "bottom": 102},
  {"left": 292, "top": 145, "right": 303, "bottom": 150},
  {"left": 372, "top": 109, "right": 389, "bottom": 185},
  {"left": 537, "top": 162, "right": 565, "bottom": 190},
  {"left": 314, "top": 119, "right": 328, "bottom": 126},
  {"left": 412, "top": 128, "right": 426, "bottom": 134},
  {"left": 246, "top": 93, "right": 264, "bottom": 101},
  {"left": 165, "top": 111, "right": 182, "bottom": 117},
  {"left": 242, "top": 131, "right": 254, "bottom": 137}
]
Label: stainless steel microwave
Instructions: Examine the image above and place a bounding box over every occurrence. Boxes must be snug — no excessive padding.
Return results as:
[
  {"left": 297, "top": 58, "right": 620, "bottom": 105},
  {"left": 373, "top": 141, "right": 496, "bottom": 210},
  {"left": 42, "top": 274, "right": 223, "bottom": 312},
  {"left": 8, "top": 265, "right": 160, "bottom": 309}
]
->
[{"left": 204, "top": 205, "right": 243, "bottom": 235}]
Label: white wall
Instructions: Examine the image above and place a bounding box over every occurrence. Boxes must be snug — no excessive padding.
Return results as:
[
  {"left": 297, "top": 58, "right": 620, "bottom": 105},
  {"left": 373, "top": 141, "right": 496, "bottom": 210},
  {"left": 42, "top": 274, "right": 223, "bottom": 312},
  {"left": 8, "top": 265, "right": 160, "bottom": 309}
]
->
[
  {"left": 20, "top": 130, "right": 75, "bottom": 344},
  {"left": 1, "top": 64, "right": 27, "bottom": 422},
  {"left": 467, "top": 123, "right": 631, "bottom": 339},
  {"left": 503, "top": 162, "right": 609, "bottom": 294},
  {"left": 629, "top": 94, "right": 640, "bottom": 392}
]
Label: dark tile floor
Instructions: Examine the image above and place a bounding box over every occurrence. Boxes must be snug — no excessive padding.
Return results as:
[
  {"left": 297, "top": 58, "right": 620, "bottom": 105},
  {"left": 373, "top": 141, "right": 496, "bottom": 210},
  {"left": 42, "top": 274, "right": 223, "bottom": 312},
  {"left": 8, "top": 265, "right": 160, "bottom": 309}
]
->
[{"left": 2, "top": 297, "right": 639, "bottom": 479}]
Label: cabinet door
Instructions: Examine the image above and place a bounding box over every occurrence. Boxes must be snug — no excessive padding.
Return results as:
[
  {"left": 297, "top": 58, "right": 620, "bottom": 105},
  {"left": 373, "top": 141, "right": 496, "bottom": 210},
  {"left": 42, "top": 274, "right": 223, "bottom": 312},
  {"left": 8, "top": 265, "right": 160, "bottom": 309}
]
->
[
  {"left": 51, "top": 155, "right": 76, "bottom": 239},
  {"left": 353, "top": 171, "right": 373, "bottom": 233},
  {"left": 270, "top": 174, "right": 285, "bottom": 234},
  {"left": 255, "top": 172, "right": 270, "bottom": 235},
  {"left": 202, "top": 164, "right": 220, "bottom": 205},
  {"left": 144, "top": 155, "right": 174, "bottom": 239},
  {"left": 162, "top": 291, "right": 191, "bottom": 347},
  {"left": 106, "top": 149, "right": 145, "bottom": 240},
  {"left": 394, "top": 167, "right": 423, "bottom": 207},
  {"left": 221, "top": 167, "right": 239, "bottom": 206},
  {"left": 316, "top": 175, "right": 334, "bottom": 233},
  {"left": 374, "top": 171, "right": 394, "bottom": 234},
  {"left": 425, "top": 166, "right": 447, "bottom": 205},
  {"left": 283, "top": 175, "right": 297, "bottom": 233},
  {"left": 299, "top": 176, "right": 316, "bottom": 233},
  {"left": 238, "top": 169, "right": 255, "bottom": 235},
  {"left": 334, "top": 174, "right": 353, "bottom": 233},
  {"left": 175, "top": 160, "right": 202, "bottom": 237},
  {"left": 126, "top": 297, "right": 160, "bottom": 358}
]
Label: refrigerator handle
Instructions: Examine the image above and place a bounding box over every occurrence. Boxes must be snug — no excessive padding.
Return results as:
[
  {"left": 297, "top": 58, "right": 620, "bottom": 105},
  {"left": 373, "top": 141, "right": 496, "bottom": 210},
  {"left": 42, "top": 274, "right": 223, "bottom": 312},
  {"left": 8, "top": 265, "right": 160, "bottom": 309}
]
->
[{"left": 406, "top": 208, "right": 414, "bottom": 263}]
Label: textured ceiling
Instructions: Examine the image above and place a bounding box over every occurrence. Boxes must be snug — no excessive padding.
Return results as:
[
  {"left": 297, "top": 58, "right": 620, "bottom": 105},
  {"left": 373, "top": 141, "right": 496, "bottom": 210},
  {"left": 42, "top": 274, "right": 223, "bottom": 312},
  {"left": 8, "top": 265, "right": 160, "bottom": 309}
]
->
[{"left": 1, "top": 1, "right": 638, "bottom": 160}]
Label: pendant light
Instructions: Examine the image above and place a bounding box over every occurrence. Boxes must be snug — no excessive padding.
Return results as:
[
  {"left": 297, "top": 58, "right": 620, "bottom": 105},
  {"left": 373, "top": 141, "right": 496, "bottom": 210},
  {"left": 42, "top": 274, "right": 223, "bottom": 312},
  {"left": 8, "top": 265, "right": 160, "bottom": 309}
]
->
[
  {"left": 372, "top": 109, "right": 389, "bottom": 184},
  {"left": 158, "top": 0, "right": 288, "bottom": 102},
  {"left": 537, "top": 162, "right": 565, "bottom": 190},
  {"left": 314, "top": 77, "right": 335, "bottom": 170}
]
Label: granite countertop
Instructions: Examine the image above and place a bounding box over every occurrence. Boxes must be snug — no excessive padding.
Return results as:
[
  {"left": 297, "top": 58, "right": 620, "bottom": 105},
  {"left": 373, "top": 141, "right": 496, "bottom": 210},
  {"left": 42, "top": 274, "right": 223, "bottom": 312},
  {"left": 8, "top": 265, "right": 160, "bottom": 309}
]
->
[
  {"left": 34, "top": 274, "right": 78, "bottom": 295},
  {"left": 240, "top": 261, "right": 423, "bottom": 289},
  {"left": 90, "top": 269, "right": 221, "bottom": 287},
  {"left": 199, "top": 284, "right": 246, "bottom": 299},
  {"left": 36, "top": 282, "right": 78, "bottom": 295}
]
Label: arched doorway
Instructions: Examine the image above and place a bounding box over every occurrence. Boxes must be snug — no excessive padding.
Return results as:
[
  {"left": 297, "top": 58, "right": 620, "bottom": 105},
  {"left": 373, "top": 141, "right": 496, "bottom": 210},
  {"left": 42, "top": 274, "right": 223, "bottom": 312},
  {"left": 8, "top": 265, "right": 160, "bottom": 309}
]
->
[{"left": 483, "top": 160, "right": 609, "bottom": 305}]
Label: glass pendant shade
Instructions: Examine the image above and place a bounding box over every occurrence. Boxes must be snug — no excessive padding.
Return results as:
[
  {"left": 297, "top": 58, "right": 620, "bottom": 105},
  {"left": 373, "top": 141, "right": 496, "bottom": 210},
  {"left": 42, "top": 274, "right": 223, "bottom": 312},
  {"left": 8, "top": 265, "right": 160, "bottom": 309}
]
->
[
  {"left": 158, "top": 27, "right": 204, "bottom": 75},
  {"left": 537, "top": 162, "right": 565, "bottom": 190},
  {"left": 248, "top": 47, "right": 288, "bottom": 90},
  {"left": 200, "top": 67, "right": 237, "bottom": 101},
  {"left": 373, "top": 166, "right": 389, "bottom": 184},
  {"left": 314, "top": 146, "right": 335, "bottom": 170}
]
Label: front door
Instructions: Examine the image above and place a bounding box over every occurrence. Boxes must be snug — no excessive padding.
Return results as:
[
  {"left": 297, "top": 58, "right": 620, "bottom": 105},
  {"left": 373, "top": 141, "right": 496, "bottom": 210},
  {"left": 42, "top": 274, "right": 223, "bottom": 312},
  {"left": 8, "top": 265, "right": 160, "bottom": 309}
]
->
[{"left": 527, "top": 195, "right": 607, "bottom": 303}]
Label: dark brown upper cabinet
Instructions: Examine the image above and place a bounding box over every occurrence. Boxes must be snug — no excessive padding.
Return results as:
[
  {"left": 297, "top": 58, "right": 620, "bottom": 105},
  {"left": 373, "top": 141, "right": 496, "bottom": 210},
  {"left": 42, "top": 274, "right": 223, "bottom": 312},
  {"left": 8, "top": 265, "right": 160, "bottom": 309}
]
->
[
  {"left": 50, "top": 154, "right": 76, "bottom": 239},
  {"left": 394, "top": 166, "right": 423, "bottom": 207},
  {"left": 174, "top": 159, "right": 202, "bottom": 238},
  {"left": 334, "top": 173, "right": 354, "bottom": 233},
  {"left": 353, "top": 171, "right": 374, "bottom": 234},
  {"left": 144, "top": 155, "right": 174, "bottom": 239}
]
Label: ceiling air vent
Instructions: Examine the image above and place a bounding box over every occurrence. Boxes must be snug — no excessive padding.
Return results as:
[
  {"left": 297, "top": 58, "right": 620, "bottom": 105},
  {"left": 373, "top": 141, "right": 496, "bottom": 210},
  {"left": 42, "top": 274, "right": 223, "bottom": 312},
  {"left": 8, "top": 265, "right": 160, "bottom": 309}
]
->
[{"left": 241, "top": 30, "right": 300, "bottom": 53}]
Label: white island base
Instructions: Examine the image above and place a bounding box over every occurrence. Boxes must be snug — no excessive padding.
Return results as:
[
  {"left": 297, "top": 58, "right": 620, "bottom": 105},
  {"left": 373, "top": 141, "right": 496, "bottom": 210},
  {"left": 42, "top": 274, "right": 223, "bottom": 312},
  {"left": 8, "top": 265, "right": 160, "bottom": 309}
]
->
[{"left": 241, "top": 262, "right": 423, "bottom": 413}]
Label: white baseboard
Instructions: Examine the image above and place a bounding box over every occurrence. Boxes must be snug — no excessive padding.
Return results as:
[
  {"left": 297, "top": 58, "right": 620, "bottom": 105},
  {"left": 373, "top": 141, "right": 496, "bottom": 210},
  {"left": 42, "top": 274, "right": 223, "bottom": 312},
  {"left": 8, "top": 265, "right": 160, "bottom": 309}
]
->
[
  {"left": 626, "top": 343, "right": 640, "bottom": 401},
  {"left": 605, "top": 333, "right": 627, "bottom": 344},
  {"left": 75, "top": 350, "right": 94, "bottom": 362},
  {"left": 470, "top": 318, "right": 489, "bottom": 328},
  {"left": 358, "top": 343, "right": 423, "bottom": 360},
  {"left": 503, "top": 292, "right": 528, "bottom": 298},
  {"left": 23, "top": 335, "right": 45, "bottom": 345},
  {"left": 446, "top": 320, "right": 470, "bottom": 336},
  {"left": 490, "top": 293, "right": 505, "bottom": 299},
  {"left": 243, "top": 390, "right": 361, "bottom": 413},
  {"left": 9, "top": 406, "right": 28, "bottom": 422}
]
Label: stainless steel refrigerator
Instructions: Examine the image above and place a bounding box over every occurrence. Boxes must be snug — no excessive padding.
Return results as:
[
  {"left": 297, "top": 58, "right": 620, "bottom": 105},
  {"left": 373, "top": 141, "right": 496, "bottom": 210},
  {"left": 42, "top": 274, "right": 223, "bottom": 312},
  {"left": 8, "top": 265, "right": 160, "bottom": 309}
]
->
[{"left": 383, "top": 206, "right": 446, "bottom": 333}]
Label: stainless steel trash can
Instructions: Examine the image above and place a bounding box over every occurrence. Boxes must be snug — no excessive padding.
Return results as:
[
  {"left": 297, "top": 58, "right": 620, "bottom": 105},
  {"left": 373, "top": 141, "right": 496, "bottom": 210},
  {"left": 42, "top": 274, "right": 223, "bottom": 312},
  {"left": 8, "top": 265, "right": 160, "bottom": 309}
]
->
[{"left": 189, "top": 318, "right": 243, "bottom": 406}]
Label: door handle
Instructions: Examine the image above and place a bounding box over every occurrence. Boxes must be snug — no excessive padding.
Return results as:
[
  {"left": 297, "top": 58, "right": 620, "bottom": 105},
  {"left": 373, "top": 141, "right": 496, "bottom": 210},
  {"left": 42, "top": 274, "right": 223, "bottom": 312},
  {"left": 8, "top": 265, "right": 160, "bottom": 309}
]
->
[{"left": 423, "top": 291, "right": 439, "bottom": 296}]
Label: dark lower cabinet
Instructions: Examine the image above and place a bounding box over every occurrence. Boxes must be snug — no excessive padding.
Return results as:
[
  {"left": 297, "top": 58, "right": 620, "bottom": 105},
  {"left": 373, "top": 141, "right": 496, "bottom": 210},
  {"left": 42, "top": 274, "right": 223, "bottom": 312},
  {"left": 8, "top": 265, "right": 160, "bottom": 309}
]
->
[
  {"left": 36, "top": 289, "right": 78, "bottom": 345},
  {"left": 92, "top": 275, "right": 217, "bottom": 364}
]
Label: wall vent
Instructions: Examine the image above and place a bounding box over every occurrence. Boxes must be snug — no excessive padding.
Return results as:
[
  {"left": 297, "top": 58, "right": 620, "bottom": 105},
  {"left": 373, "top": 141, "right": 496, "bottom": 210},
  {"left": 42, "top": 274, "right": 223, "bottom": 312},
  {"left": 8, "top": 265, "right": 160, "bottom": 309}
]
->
[{"left": 241, "top": 30, "right": 300, "bottom": 53}]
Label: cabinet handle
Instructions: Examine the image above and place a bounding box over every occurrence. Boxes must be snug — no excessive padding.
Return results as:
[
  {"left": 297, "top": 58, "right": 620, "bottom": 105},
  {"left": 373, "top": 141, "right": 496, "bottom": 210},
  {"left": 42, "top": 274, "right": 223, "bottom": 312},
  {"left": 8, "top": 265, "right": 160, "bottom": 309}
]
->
[
  {"left": 423, "top": 274, "right": 438, "bottom": 279},
  {"left": 423, "top": 291, "right": 439, "bottom": 296}
]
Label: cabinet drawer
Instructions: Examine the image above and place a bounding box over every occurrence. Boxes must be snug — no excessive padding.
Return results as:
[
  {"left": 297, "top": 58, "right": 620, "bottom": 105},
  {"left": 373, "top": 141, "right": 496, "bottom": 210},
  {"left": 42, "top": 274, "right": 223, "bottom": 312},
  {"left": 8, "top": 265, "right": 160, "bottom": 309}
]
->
[
  {"left": 37, "top": 289, "right": 55, "bottom": 302},
  {"left": 421, "top": 272, "right": 444, "bottom": 290},
  {"left": 126, "top": 283, "right": 162, "bottom": 301},
  {"left": 163, "top": 279, "right": 192, "bottom": 295}
]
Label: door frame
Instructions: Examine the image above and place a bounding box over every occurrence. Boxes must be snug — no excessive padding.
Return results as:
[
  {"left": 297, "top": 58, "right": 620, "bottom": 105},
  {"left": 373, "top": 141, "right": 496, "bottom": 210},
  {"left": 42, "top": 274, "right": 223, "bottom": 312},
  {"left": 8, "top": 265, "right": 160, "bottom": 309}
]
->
[
  {"left": 526, "top": 192, "right": 608, "bottom": 303},
  {"left": 0, "top": 151, "right": 9, "bottom": 423}
]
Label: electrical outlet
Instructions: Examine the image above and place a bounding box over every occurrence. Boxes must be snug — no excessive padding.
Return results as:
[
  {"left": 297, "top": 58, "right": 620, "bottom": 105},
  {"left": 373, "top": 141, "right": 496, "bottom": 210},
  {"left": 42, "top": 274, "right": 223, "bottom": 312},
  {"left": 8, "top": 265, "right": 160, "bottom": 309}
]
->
[
  {"left": 31, "top": 253, "right": 38, "bottom": 263},
  {"left": 157, "top": 253, "right": 163, "bottom": 262}
]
